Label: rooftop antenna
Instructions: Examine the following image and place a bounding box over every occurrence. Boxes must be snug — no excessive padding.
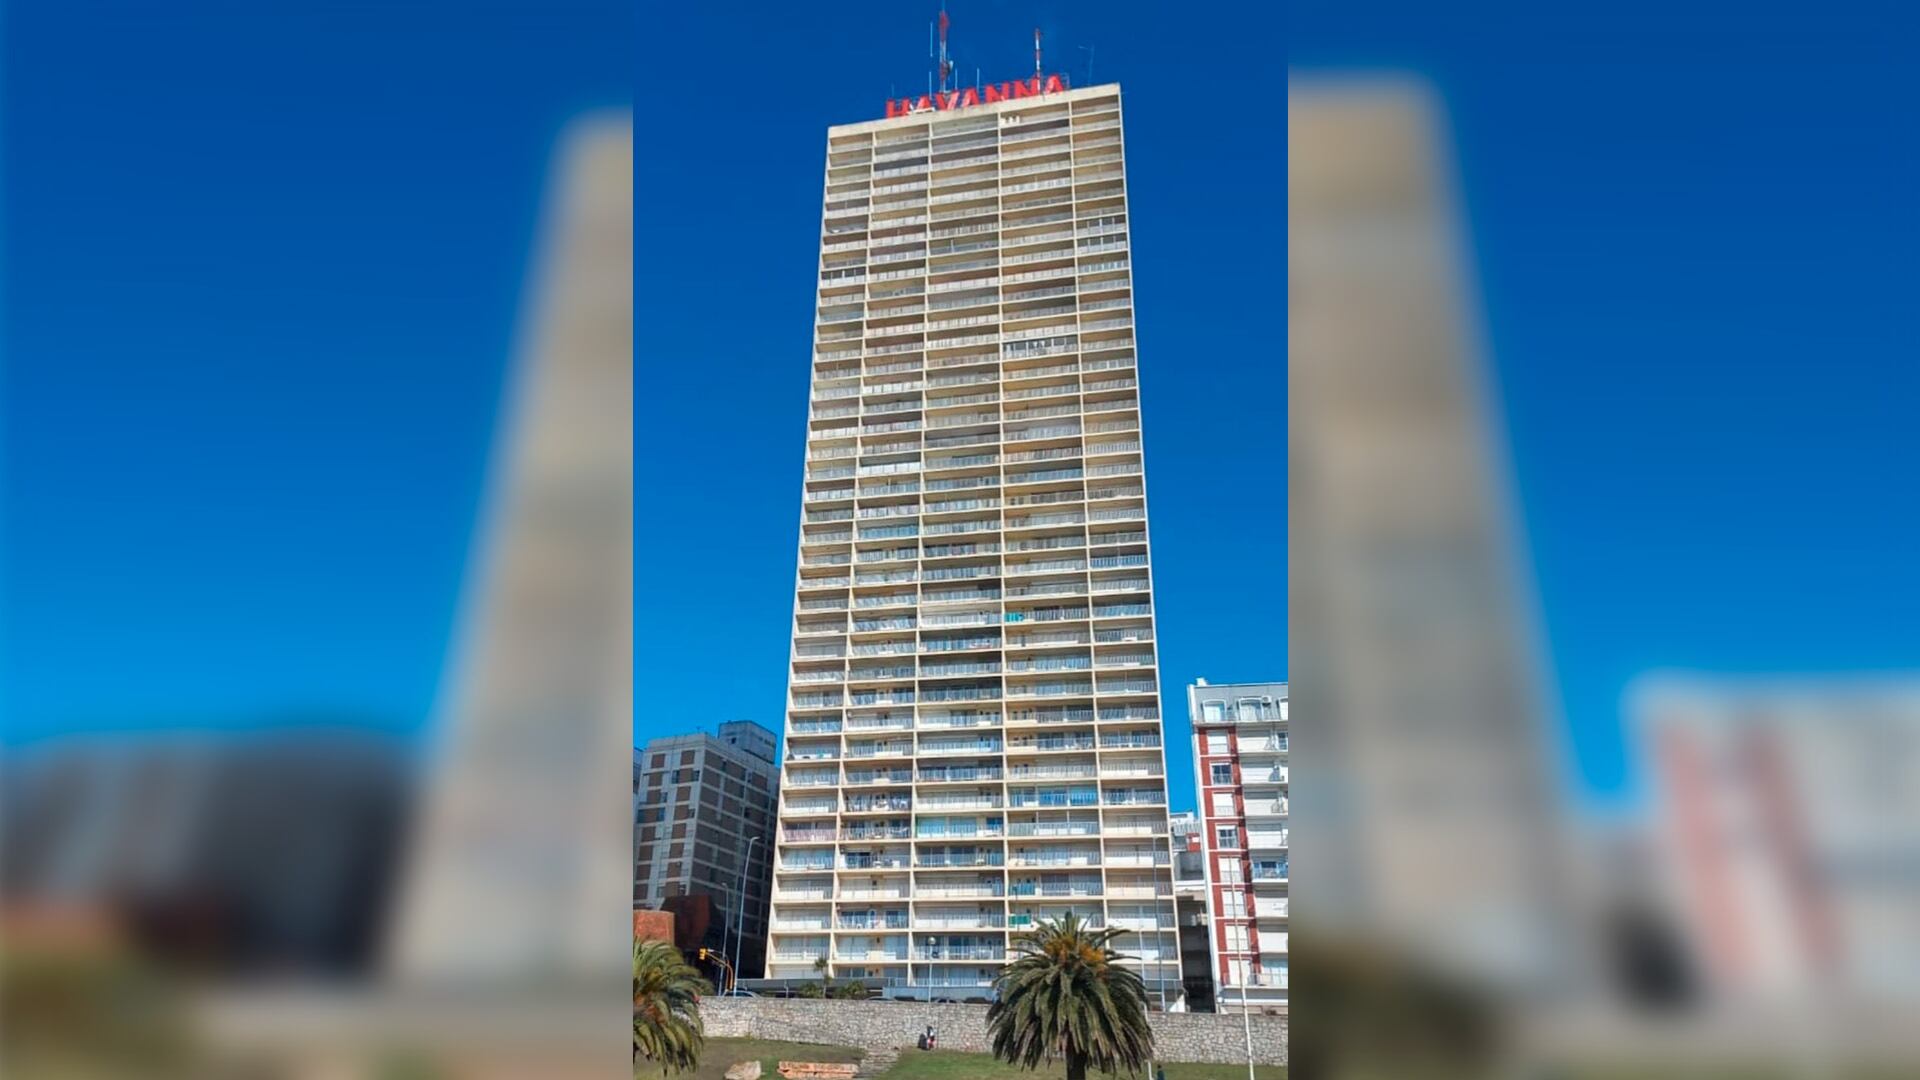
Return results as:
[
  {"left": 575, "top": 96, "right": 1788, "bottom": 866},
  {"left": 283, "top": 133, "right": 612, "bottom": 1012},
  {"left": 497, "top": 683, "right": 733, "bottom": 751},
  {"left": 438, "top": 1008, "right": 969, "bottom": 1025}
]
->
[
  {"left": 1078, "top": 44, "right": 1097, "bottom": 86},
  {"left": 1034, "top": 27, "right": 1043, "bottom": 78},
  {"left": 937, "top": 3, "right": 953, "bottom": 94}
]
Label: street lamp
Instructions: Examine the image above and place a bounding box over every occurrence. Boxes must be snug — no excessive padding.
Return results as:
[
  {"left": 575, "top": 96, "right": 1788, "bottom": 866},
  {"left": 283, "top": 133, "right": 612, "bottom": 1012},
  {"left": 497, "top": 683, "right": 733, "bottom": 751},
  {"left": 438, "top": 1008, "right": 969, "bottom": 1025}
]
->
[
  {"left": 730, "top": 835, "right": 762, "bottom": 994},
  {"left": 1240, "top": 968, "right": 1255, "bottom": 1080}
]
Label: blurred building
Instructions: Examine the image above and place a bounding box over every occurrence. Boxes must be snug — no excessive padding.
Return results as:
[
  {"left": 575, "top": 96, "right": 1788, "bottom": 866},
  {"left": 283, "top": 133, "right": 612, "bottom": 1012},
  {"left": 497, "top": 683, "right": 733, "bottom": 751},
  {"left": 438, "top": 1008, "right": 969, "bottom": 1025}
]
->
[
  {"left": 767, "top": 79, "right": 1179, "bottom": 1000},
  {"left": 382, "top": 116, "right": 633, "bottom": 988},
  {"left": 1169, "top": 810, "right": 1217, "bottom": 1011},
  {"left": 1190, "top": 680, "right": 1289, "bottom": 1010},
  {"left": 1633, "top": 676, "right": 1920, "bottom": 1011},
  {"left": 633, "top": 721, "right": 778, "bottom": 975},
  {"left": 1288, "top": 80, "right": 1576, "bottom": 999},
  {"left": 0, "top": 731, "right": 409, "bottom": 975}
]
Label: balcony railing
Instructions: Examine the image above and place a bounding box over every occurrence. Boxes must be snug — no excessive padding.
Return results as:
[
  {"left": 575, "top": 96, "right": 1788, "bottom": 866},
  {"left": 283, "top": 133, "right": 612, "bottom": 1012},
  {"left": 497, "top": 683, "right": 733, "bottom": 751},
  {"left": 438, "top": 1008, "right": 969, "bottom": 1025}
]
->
[
  {"left": 1007, "top": 880, "right": 1103, "bottom": 898},
  {"left": 917, "top": 766, "right": 1002, "bottom": 783},
  {"left": 914, "top": 946, "right": 1006, "bottom": 961}
]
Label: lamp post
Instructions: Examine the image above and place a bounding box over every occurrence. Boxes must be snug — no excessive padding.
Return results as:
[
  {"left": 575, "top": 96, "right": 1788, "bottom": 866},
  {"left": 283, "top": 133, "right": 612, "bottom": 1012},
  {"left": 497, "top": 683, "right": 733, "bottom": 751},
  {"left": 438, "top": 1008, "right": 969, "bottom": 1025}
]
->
[
  {"left": 1240, "top": 964, "right": 1255, "bottom": 1080},
  {"left": 730, "top": 835, "right": 762, "bottom": 994}
]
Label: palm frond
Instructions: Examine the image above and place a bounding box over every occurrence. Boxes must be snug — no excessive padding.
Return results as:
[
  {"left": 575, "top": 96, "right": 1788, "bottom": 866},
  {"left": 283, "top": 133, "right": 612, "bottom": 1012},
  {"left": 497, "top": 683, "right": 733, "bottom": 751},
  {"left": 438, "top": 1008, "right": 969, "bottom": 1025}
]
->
[
  {"left": 633, "top": 939, "right": 710, "bottom": 1074},
  {"left": 985, "top": 913, "right": 1155, "bottom": 1079}
]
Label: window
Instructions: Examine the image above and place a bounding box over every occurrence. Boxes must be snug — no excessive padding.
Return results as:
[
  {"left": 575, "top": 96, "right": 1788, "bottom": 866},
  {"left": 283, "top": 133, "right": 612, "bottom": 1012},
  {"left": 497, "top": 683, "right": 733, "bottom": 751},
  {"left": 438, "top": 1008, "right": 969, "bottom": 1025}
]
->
[
  {"left": 1205, "top": 732, "right": 1230, "bottom": 754},
  {"left": 1237, "top": 699, "right": 1262, "bottom": 722},
  {"left": 1216, "top": 826, "right": 1241, "bottom": 849},
  {"left": 1220, "top": 889, "right": 1247, "bottom": 918},
  {"left": 1210, "top": 763, "right": 1233, "bottom": 786},
  {"left": 1223, "top": 924, "right": 1250, "bottom": 951},
  {"left": 1202, "top": 701, "right": 1225, "bottom": 722},
  {"left": 1217, "top": 858, "right": 1243, "bottom": 884},
  {"left": 1223, "top": 958, "right": 1250, "bottom": 986},
  {"left": 1210, "top": 792, "right": 1236, "bottom": 817}
]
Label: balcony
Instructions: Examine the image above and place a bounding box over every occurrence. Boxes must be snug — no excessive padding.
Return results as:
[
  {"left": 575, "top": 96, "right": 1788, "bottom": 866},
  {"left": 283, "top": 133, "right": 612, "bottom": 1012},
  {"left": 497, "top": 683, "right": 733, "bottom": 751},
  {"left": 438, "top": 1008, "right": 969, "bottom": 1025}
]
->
[
  {"left": 1008, "top": 851, "right": 1101, "bottom": 869},
  {"left": 1008, "top": 736, "right": 1096, "bottom": 754},
  {"left": 915, "top": 795, "right": 1003, "bottom": 810},
  {"left": 842, "top": 825, "right": 912, "bottom": 841},
  {"left": 1005, "top": 682, "right": 1094, "bottom": 700},
  {"left": 914, "top": 945, "right": 1006, "bottom": 962},
  {"left": 916, "top": 852, "right": 1005, "bottom": 869},
  {"left": 1008, "top": 788, "right": 1099, "bottom": 809},
  {"left": 838, "top": 886, "right": 911, "bottom": 901},
  {"left": 835, "top": 947, "right": 911, "bottom": 962},
  {"left": 1008, "top": 821, "right": 1100, "bottom": 838},
  {"left": 837, "top": 914, "right": 910, "bottom": 931},
  {"left": 912, "top": 914, "right": 1006, "bottom": 930},
  {"left": 1107, "top": 916, "right": 1173, "bottom": 932},
  {"left": 917, "top": 766, "right": 1003, "bottom": 783},
  {"left": 918, "top": 738, "right": 1004, "bottom": 756},
  {"left": 917, "top": 712, "right": 1000, "bottom": 730},
  {"left": 1007, "top": 763, "right": 1097, "bottom": 781},
  {"left": 1007, "top": 879, "right": 1103, "bottom": 898},
  {"left": 913, "top": 882, "right": 1005, "bottom": 899},
  {"left": 1099, "top": 764, "right": 1164, "bottom": 781},
  {"left": 773, "top": 917, "right": 832, "bottom": 932},
  {"left": 1102, "top": 788, "right": 1166, "bottom": 807}
]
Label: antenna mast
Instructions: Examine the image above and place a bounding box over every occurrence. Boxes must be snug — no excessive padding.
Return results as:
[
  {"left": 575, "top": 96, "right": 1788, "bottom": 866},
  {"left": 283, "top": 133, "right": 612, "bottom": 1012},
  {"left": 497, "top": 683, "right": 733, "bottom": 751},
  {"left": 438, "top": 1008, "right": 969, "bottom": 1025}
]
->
[
  {"left": 1034, "top": 27, "right": 1043, "bottom": 78},
  {"left": 937, "top": 4, "right": 953, "bottom": 94}
]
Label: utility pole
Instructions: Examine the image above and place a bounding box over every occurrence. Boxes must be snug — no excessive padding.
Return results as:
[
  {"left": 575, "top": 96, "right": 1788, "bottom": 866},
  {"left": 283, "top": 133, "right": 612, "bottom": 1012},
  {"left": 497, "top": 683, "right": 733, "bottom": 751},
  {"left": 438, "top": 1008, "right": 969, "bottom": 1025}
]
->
[{"left": 730, "top": 835, "right": 761, "bottom": 993}]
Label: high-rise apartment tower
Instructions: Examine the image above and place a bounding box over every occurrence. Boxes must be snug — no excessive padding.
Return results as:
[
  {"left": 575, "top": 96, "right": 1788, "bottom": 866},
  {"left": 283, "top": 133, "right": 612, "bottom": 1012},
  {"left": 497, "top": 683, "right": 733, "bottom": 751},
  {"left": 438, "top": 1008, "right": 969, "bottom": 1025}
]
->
[{"left": 766, "top": 79, "right": 1179, "bottom": 1001}]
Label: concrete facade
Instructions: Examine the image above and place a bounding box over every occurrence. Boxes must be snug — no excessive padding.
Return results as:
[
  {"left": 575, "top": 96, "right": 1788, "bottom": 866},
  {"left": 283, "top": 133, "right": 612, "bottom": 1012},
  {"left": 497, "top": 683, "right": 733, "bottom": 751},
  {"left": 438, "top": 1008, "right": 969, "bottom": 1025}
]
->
[
  {"left": 635, "top": 721, "right": 779, "bottom": 975},
  {"left": 769, "top": 81, "right": 1179, "bottom": 1000}
]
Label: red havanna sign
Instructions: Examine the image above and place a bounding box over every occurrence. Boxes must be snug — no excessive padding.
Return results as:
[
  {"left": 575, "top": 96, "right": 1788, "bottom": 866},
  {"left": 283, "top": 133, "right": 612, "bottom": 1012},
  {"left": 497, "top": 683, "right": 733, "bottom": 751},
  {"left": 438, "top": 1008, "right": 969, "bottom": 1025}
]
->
[{"left": 885, "top": 73, "right": 1070, "bottom": 119}]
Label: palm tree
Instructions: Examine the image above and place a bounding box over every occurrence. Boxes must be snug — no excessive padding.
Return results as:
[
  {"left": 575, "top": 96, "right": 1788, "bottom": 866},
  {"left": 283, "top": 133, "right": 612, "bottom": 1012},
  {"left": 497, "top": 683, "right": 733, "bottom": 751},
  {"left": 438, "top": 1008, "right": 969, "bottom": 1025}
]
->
[
  {"left": 986, "top": 914, "right": 1154, "bottom": 1080},
  {"left": 633, "top": 939, "right": 709, "bottom": 1074}
]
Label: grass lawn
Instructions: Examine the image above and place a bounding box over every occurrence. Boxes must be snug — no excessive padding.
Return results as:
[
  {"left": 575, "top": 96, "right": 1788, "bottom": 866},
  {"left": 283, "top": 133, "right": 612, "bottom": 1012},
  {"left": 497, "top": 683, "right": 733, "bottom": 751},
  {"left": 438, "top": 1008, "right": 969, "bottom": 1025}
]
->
[
  {"left": 654, "top": 1037, "right": 864, "bottom": 1080},
  {"left": 877, "top": 1049, "right": 1284, "bottom": 1080}
]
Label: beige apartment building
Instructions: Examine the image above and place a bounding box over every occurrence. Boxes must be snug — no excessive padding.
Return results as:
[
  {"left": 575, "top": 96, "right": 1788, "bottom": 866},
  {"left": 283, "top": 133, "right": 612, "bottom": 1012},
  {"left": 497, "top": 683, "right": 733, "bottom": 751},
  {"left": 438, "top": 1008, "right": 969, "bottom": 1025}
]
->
[{"left": 765, "top": 80, "right": 1179, "bottom": 1001}]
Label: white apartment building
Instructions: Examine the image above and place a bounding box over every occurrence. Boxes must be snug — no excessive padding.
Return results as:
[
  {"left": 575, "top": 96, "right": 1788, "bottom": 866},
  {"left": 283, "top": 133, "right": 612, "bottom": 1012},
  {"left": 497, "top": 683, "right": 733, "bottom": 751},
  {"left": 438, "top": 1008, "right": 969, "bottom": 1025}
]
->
[
  {"left": 1190, "top": 679, "right": 1289, "bottom": 1010},
  {"left": 766, "top": 79, "right": 1179, "bottom": 1002}
]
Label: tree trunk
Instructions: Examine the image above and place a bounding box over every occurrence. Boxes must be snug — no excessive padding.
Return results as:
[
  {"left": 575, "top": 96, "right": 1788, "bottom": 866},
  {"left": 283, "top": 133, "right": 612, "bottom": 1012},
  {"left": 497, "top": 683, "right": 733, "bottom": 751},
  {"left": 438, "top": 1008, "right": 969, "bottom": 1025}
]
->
[{"left": 1066, "top": 1055, "right": 1087, "bottom": 1080}]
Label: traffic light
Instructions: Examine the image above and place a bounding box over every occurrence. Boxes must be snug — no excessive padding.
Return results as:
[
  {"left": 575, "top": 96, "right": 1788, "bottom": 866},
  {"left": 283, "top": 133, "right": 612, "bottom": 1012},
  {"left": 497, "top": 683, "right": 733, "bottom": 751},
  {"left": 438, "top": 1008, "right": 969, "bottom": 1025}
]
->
[{"left": 697, "top": 948, "right": 708, "bottom": 960}]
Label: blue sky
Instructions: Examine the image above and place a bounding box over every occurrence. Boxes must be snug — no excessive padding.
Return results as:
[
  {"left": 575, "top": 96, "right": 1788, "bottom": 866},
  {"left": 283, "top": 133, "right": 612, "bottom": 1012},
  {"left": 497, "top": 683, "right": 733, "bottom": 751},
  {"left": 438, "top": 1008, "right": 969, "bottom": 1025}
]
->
[
  {"left": 6, "top": 2, "right": 1916, "bottom": 816},
  {"left": 1292, "top": 0, "right": 1920, "bottom": 805},
  {"left": 2, "top": 2, "right": 630, "bottom": 736}
]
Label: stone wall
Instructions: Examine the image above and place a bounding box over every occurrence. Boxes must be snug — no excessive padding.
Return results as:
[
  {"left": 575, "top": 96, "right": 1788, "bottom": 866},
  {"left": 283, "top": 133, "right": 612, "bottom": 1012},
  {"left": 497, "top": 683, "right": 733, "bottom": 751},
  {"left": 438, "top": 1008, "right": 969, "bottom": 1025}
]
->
[{"left": 701, "top": 998, "right": 1286, "bottom": 1067}]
